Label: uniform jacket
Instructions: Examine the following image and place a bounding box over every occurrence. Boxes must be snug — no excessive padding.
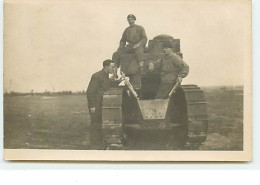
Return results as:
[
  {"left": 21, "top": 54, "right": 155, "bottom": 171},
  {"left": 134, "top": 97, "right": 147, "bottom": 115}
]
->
[
  {"left": 86, "top": 69, "right": 110, "bottom": 109},
  {"left": 155, "top": 52, "right": 189, "bottom": 83},
  {"left": 119, "top": 24, "right": 147, "bottom": 48}
]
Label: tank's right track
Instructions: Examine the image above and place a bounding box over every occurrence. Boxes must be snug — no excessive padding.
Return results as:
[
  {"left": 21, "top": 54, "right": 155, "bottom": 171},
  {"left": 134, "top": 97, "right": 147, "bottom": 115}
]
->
[{"left": 182, "top": 85, "right": 208, "bottom": 144}]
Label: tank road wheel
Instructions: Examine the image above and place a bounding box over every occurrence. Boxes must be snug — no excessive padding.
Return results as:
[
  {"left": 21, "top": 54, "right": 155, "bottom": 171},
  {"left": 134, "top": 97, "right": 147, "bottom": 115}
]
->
[{"left": 102, "top": 87, "right": 124, "bottom": 150}]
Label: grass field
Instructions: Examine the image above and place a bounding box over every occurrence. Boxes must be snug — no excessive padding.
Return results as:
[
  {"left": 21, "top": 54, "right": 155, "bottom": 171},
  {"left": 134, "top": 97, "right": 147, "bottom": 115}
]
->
[{"left": 4, "top": 87, "right": 243, "bottom": 150}]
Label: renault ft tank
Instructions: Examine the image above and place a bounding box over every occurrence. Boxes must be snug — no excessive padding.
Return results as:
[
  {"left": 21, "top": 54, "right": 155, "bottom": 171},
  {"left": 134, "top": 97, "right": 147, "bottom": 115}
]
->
[{"left": 102, "top": 35, "right": 208, "bottom": 150}]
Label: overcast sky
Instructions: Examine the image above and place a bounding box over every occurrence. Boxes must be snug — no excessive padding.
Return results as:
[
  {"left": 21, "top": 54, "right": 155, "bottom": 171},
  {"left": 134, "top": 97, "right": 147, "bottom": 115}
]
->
[{"left": 4, "top": 0, "right": 251, "bottom": 92}]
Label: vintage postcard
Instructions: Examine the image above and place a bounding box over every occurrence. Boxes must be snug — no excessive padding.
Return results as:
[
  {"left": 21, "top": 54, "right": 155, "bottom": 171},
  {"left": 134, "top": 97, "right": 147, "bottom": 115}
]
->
[{"left": 3, "top": 0, "right": 252, "bottom": 161}]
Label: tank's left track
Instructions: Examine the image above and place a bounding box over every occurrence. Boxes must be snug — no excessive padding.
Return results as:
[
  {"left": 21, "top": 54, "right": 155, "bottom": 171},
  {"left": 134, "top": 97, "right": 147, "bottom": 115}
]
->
[{"left": 102, "top": 87, "right": 124, "bottom": 150}]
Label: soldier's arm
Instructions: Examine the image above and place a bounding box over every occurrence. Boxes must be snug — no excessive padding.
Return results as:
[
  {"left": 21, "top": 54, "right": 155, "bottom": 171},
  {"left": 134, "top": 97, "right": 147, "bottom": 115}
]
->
[
  {"left": 172, "top": 55, "right": 189, "bottom": 78},
  {"left": 108, "top": 74, "right": 121, "bottom": 87},
  {"left": 86, "top": 74, "right": 99, "bottom": 108},
  {"left": 137, "top": 26, "right": 147, "bottom": 46},
  {"left": 119, "top": 29, "right": 127, "bottom": 49},
  {"left": 179, "top": 59, "right": 189, "bottom": 78}
]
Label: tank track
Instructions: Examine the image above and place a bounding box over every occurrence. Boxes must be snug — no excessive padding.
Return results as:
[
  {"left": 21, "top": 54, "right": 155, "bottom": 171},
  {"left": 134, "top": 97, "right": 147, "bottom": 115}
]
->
[
  {"left": 102, "top": 87, "right": 124, "bottom": 150},
  {"left": 182, "top": 85, "right": 208, "bottom": 145}
]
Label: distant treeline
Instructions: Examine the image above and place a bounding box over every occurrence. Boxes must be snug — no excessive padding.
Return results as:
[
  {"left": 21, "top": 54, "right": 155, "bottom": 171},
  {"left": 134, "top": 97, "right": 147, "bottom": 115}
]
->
[
  {"left": 4, "top": 86, "right": 244, "bottom": 97},
  {"left": 4, "top": 90, "right": 86, "bottom": 96}
]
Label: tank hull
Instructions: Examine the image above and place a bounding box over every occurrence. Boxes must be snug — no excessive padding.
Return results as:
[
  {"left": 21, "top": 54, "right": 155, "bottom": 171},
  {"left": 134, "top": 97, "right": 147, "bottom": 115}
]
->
[
  {"left": 123, "top": 123, "right": 188, "bottom": 150},
  {"left": 102, "top": 85, "right": 208, "bottom": 150}
]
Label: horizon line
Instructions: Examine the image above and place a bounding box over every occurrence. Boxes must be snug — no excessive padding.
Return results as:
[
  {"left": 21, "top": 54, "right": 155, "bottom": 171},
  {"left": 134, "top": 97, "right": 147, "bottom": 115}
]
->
[{"left": 4, "top": 84, "right": 244, "bottom": 94}]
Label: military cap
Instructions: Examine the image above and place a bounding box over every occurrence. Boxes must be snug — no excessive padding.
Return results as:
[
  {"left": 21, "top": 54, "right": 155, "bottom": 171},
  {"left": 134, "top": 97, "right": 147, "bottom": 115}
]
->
[
  {"left": 127, "top": 14, "right": 136, "bottom": 20},
  {"left": 162, "top": 42, "right": 173, "bottom": 48}
]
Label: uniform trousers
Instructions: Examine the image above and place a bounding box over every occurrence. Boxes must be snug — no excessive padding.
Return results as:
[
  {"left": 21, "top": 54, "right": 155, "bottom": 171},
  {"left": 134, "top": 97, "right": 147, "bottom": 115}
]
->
[{"left": 88, "top": 97, "right": 104, "bottom": 149}]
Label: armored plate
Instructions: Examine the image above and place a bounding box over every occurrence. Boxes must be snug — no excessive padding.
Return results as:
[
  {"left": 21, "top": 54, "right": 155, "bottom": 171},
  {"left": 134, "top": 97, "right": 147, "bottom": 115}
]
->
[{"left": 137, "top": 99, "right": 169, "bottom": 120}]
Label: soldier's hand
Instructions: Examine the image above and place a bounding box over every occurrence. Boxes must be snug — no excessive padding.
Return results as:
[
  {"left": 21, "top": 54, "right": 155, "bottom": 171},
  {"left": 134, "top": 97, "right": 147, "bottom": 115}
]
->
[
  {"left": 90, "top": 107, "right": 96, "bottom": 113},
  {"left": 111, "top": 71, "right": 118, "bottom": 79},
  {"left": 110, "top": 74, "right": 116, "bottom": 81}
]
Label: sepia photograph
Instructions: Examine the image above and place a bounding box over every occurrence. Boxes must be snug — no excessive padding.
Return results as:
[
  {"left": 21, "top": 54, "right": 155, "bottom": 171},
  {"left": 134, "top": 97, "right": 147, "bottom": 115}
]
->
[{"left": 3, "top": 0, "right": 251, "bottom": 161}]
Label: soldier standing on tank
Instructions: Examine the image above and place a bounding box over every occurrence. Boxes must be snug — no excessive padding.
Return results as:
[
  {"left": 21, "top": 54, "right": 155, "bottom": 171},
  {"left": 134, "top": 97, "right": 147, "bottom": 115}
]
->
[
  {"left": 112, "top": 14, "right": 147, "bottom": 91},
  {"left": 149, "top": 42, "right": 189, "bottom": 123},
  {"left": 149, "top": 42, "right": 189, "bottom": 99},
  {"left": 86, "top": 59, "right": 120, "bottom": 149}
]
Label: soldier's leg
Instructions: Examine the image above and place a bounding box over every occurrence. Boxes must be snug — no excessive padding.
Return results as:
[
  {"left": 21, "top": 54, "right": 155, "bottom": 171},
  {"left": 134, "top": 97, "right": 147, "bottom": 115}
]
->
[
  {"left": 89, "top": 110, "right": 98, "bottom": 147},
  {"left": 89, "top": 108, "right": 96, "bottom": 124},
  {"left": 112, "top": 49, "right": 127, "bottom": 68},
  {"left": 130, "top": 72, "right": 141, "bottom": 90},
  {"left": 89, "top": 105, "right": 104, "bottom": 149},
  {"left": 134, "top": 46, "right": 145, "bottom": 63},
  {"left": 95, "top": 97, "right": 105, "bottom": 145},
  {"left": 157, "top": 83, "right": 175, "bottom": 123},
  {"left": 127, "top": 46, "right": 144, "bottom": 93},
  {"left": 155, "top": 83, "right": 174, "bottom": 99}
]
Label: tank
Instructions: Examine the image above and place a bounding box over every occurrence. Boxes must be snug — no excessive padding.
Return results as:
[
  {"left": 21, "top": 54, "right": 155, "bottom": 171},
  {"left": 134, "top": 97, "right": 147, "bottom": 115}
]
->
[{"left": 102, "top": 35, "right": 208, "bottom": 150}]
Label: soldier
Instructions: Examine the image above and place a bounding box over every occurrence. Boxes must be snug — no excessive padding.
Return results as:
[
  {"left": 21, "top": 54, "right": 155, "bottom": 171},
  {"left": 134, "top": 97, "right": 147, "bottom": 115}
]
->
[
  {"left": 86, "top": 59, "right": 119, "bottom": 149},
  {"left": 112, "top": 14, "right": 147, "bottom": 90},
  {"left": 150, "top": 42, "right": 189, "bottom": 123},
  {"left": 149, "top": 42, "right": 189, "bottom": 99}
]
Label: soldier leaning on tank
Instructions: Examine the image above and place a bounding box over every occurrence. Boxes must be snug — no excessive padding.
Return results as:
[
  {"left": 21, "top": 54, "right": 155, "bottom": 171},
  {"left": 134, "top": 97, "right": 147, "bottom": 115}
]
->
[
  {"left": 112, "top": 14, "right": 147, "bottom": 90},
  {"left": 86, "top": 59, "right": 120, "bottom": 149}
]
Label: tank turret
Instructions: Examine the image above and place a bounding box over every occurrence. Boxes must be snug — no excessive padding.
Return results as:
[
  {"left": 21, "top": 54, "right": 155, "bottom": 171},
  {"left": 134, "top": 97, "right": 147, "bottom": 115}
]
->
[{"left": 148, "top": 34, "right": 181, "bottom": 55}]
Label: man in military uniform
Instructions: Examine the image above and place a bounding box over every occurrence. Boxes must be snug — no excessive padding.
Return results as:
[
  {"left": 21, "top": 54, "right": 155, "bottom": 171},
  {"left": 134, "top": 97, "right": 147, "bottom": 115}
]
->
[
  {"left": 149, "top": 42, "right": 189, "bottom": 123},
  {"left": 150, "top": 42, "right": 189, "bottom": 99},
  {"left": 112, "top": 14, "right": 147, "bottom": 90},
  {"left": 86, "top": 59, "right": 119, "bottom": 149}
]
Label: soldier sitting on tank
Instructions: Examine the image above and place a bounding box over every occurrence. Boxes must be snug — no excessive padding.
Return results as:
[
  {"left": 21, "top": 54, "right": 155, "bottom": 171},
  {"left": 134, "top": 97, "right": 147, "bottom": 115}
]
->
[
  {"left": 86, "top": 59, "right": 121, "bottom": 149},
  {"left": 112, "top": 14, "right": 147, "bottom": 92}
]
